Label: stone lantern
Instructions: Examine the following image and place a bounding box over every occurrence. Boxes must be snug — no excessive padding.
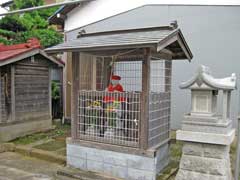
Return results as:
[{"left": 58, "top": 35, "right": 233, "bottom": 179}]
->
[{"left": 176, "top": 65, "right": 236, "bottom": 180}]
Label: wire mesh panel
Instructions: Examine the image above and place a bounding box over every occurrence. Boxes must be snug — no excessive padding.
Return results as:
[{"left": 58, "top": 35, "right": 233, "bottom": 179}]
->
[
  {"left": 148, "top": 60, "right": 172, "bottom": 147},
  {"left": 78, "top": 90, "right": 141, "bottom": 147},
  {"left": 75, "top": 53, "right": 172, "bottom": 149},
  {"left": 114, "top": 61, "right": 142, "bottom": 92}
]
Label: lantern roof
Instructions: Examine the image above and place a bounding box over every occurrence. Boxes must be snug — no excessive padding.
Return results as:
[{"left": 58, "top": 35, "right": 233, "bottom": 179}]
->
[{"left": 180, "top": 65, "right": 237, "bottom": 90}]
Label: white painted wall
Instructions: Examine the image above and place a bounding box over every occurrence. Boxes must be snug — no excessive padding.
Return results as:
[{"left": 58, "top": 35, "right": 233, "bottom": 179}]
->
[
  {"left": 65, "top": 0, "right": 240, "bottom": 31},
  {"left": 0, "top": 0, "right": 8, "bottom": 18}
]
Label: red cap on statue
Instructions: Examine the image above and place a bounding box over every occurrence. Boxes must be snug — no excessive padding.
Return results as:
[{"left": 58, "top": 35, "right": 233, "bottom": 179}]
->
[{"left": 111, "top": 75, "right": 121, "bottom": 80}]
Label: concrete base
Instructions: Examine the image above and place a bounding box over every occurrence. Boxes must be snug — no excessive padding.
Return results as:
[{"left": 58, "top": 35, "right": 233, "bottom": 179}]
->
[
  {"left": 67, "top": 138, "right": 169, "bottom": 180},
  {"left": 176, "top": 142, "right": 232, "bottom": 180},
  {"left": 0, "top": 119, "right": 52, "bottom": 142},
  {"left": 176, "top": 129, "right": 235, "bottom": 145}
]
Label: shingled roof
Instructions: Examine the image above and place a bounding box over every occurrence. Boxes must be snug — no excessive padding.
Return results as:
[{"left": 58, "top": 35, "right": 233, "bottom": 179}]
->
[{"left": 45, "top": 26, "right": 193, "bottom": 60}]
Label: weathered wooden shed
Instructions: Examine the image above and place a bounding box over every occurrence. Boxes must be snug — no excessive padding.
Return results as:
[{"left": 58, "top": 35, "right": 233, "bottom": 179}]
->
[
  {"left": 46, "top": 24, "right": 193, "bottom": 180},
  {"left": 0, "top": 38, "right": 64, "bottom": 142}
]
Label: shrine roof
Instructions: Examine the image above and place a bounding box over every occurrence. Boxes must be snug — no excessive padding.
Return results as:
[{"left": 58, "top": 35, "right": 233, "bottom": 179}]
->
[
  {"left": 45, "top": 25, "right": 193, "bottom": 60},
  {"left": 180, "top": 65, "right": 237, "bottom": 90}
]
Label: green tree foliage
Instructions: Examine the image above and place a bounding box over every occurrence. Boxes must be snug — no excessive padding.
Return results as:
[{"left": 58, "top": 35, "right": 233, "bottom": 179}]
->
[
  {"left": 52, "top": 81, "right": 60, "bottom": 100},
  {"left": 13, "top": 0, "right": 44, "bottom": 9},
  {"left": 0, "top": 0, "right": 62, "bottom": 47}
]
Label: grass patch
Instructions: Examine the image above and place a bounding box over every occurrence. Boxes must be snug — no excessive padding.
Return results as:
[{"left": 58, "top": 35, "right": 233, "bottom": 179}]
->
[
  {"left": 170, "top": 141, "right": 183, "bottom": 161},
  {"left": 157, "top": 140, "right": 182, "bottom": 180},
  {"left": 11, "top": 121, "right": 70, "bottom": 145},
  {"left": 157, "top": 161, "right": 178, "bottom": 180},
  {"left": 34, "top": 140, "right": 66, "bottom": 151}
]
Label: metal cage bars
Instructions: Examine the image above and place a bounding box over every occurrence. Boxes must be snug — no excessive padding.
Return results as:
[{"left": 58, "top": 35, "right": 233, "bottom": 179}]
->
[
  {"left": 78, "top": 91, "right": 141, "bottom": 147},
  {"left": 74, "top": 53, "right": 172, "bottom": 148}
]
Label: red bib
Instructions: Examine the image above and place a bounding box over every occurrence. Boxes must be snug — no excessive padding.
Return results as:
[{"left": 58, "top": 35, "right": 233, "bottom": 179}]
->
[{"left": 107, "top": 84, "right": 123, "bottom": 92}]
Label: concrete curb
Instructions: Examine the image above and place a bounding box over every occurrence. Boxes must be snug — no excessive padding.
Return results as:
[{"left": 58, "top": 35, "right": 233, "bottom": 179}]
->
[
  {"left": 15, "top": 145, "right": 66, "bottom": 165},
  {"left": 0, "top": 143, "right": 66, "bottom": 165},
  {"left": 57, "top": 168, "right": 121, "bottom": 180},
  {"left": 0, "top": 143, "right": 16, "bottom": 153}
]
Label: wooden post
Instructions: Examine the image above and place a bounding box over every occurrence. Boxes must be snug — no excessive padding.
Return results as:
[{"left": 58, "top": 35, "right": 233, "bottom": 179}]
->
[
  {"left": 71, "top": 52, "right": 80, "bottom": 139},
  {"left": 59, "top": 66, "right": 64, "bottom": 123},
  {"left": 140, "top": 48, "right": 151, "bottom": 150},
  {"left": 11, "top": 65, "right": 15, "bottom": 122},
  {"left": 164, "top": 60, "right": 172, "bottom": 141},
  {"left": 103, "top": 57, "right": 112, "bottom": 89},
  {"left": 0, "top": 68, "right": 1, "bottom": 122},
  {"left": 66, "top": 52, "right": 72, "bottom": 119},
  {"left": 92, "top": 56, "right": 97, "bottom": 90}
]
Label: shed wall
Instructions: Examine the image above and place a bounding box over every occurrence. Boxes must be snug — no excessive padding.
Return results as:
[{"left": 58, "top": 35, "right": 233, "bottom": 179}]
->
[
  {"left": 0, "top": 66, "right": 11, "bottom": 123},
  {"left": 14, "top": 56, "right": 51, "bottom": 122}
]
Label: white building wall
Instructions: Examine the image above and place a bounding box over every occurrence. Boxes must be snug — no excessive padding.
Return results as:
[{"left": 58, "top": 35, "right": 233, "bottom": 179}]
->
[{"left": 65, "top": 0, "right": 240, "bottom": 31}]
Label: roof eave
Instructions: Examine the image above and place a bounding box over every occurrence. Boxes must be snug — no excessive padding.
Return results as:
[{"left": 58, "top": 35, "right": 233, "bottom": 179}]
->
[
  {"left": 45, "top": 43, "right": 158, "bottom": 54},
  {"left": 0, "top": 49, "right": 64, "bottom": 67},
  {"left": 157, "top": 29, "right": 193, "bottom": 61},
  {"left": 39, "top": 50, "right": 64, "bottom": 67},
  {"left": 176, "top": 30, "right": 193, "bottom": 61},
  {"left": 48, "top": 6, "right": 65, "bottom": 25}
]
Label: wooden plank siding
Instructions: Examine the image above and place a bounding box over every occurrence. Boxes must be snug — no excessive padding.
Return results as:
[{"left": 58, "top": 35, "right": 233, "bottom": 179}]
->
[
  {"left": 0, "top": 66, "right": 11, "bottom": 123},
  {"left": 13, "top": 56, "right": 52, "bottom": 122},
  {"left": 11, "top": 65, "right": 15, "bottom": 121}
]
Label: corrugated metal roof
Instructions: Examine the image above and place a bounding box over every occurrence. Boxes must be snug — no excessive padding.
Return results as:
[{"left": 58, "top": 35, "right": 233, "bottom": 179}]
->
[
  {"left": 45, "top": 26, "right": 193, "bottom": 60},
  {"left": 0, "top": 38, "right": 64, "bottom": 67},
  {"left": 0, "top": 38, "right": 41, "bottom": 61}
]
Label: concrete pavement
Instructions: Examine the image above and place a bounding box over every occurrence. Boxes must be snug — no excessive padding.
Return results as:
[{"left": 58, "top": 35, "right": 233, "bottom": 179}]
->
[{"left": 0, "top": 152, "right": 73, "bottom": 180}]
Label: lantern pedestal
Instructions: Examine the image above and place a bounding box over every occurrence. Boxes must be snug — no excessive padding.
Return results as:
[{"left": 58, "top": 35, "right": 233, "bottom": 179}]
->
[
  {"left": 176, "top": 116, "right": 235, "bottom": 180},
  {"left": 176, "top": 141, "right": 232, "bottom": 180},
  {"left": 176, "top": 119, "right": 235, "bottom": 180}
]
